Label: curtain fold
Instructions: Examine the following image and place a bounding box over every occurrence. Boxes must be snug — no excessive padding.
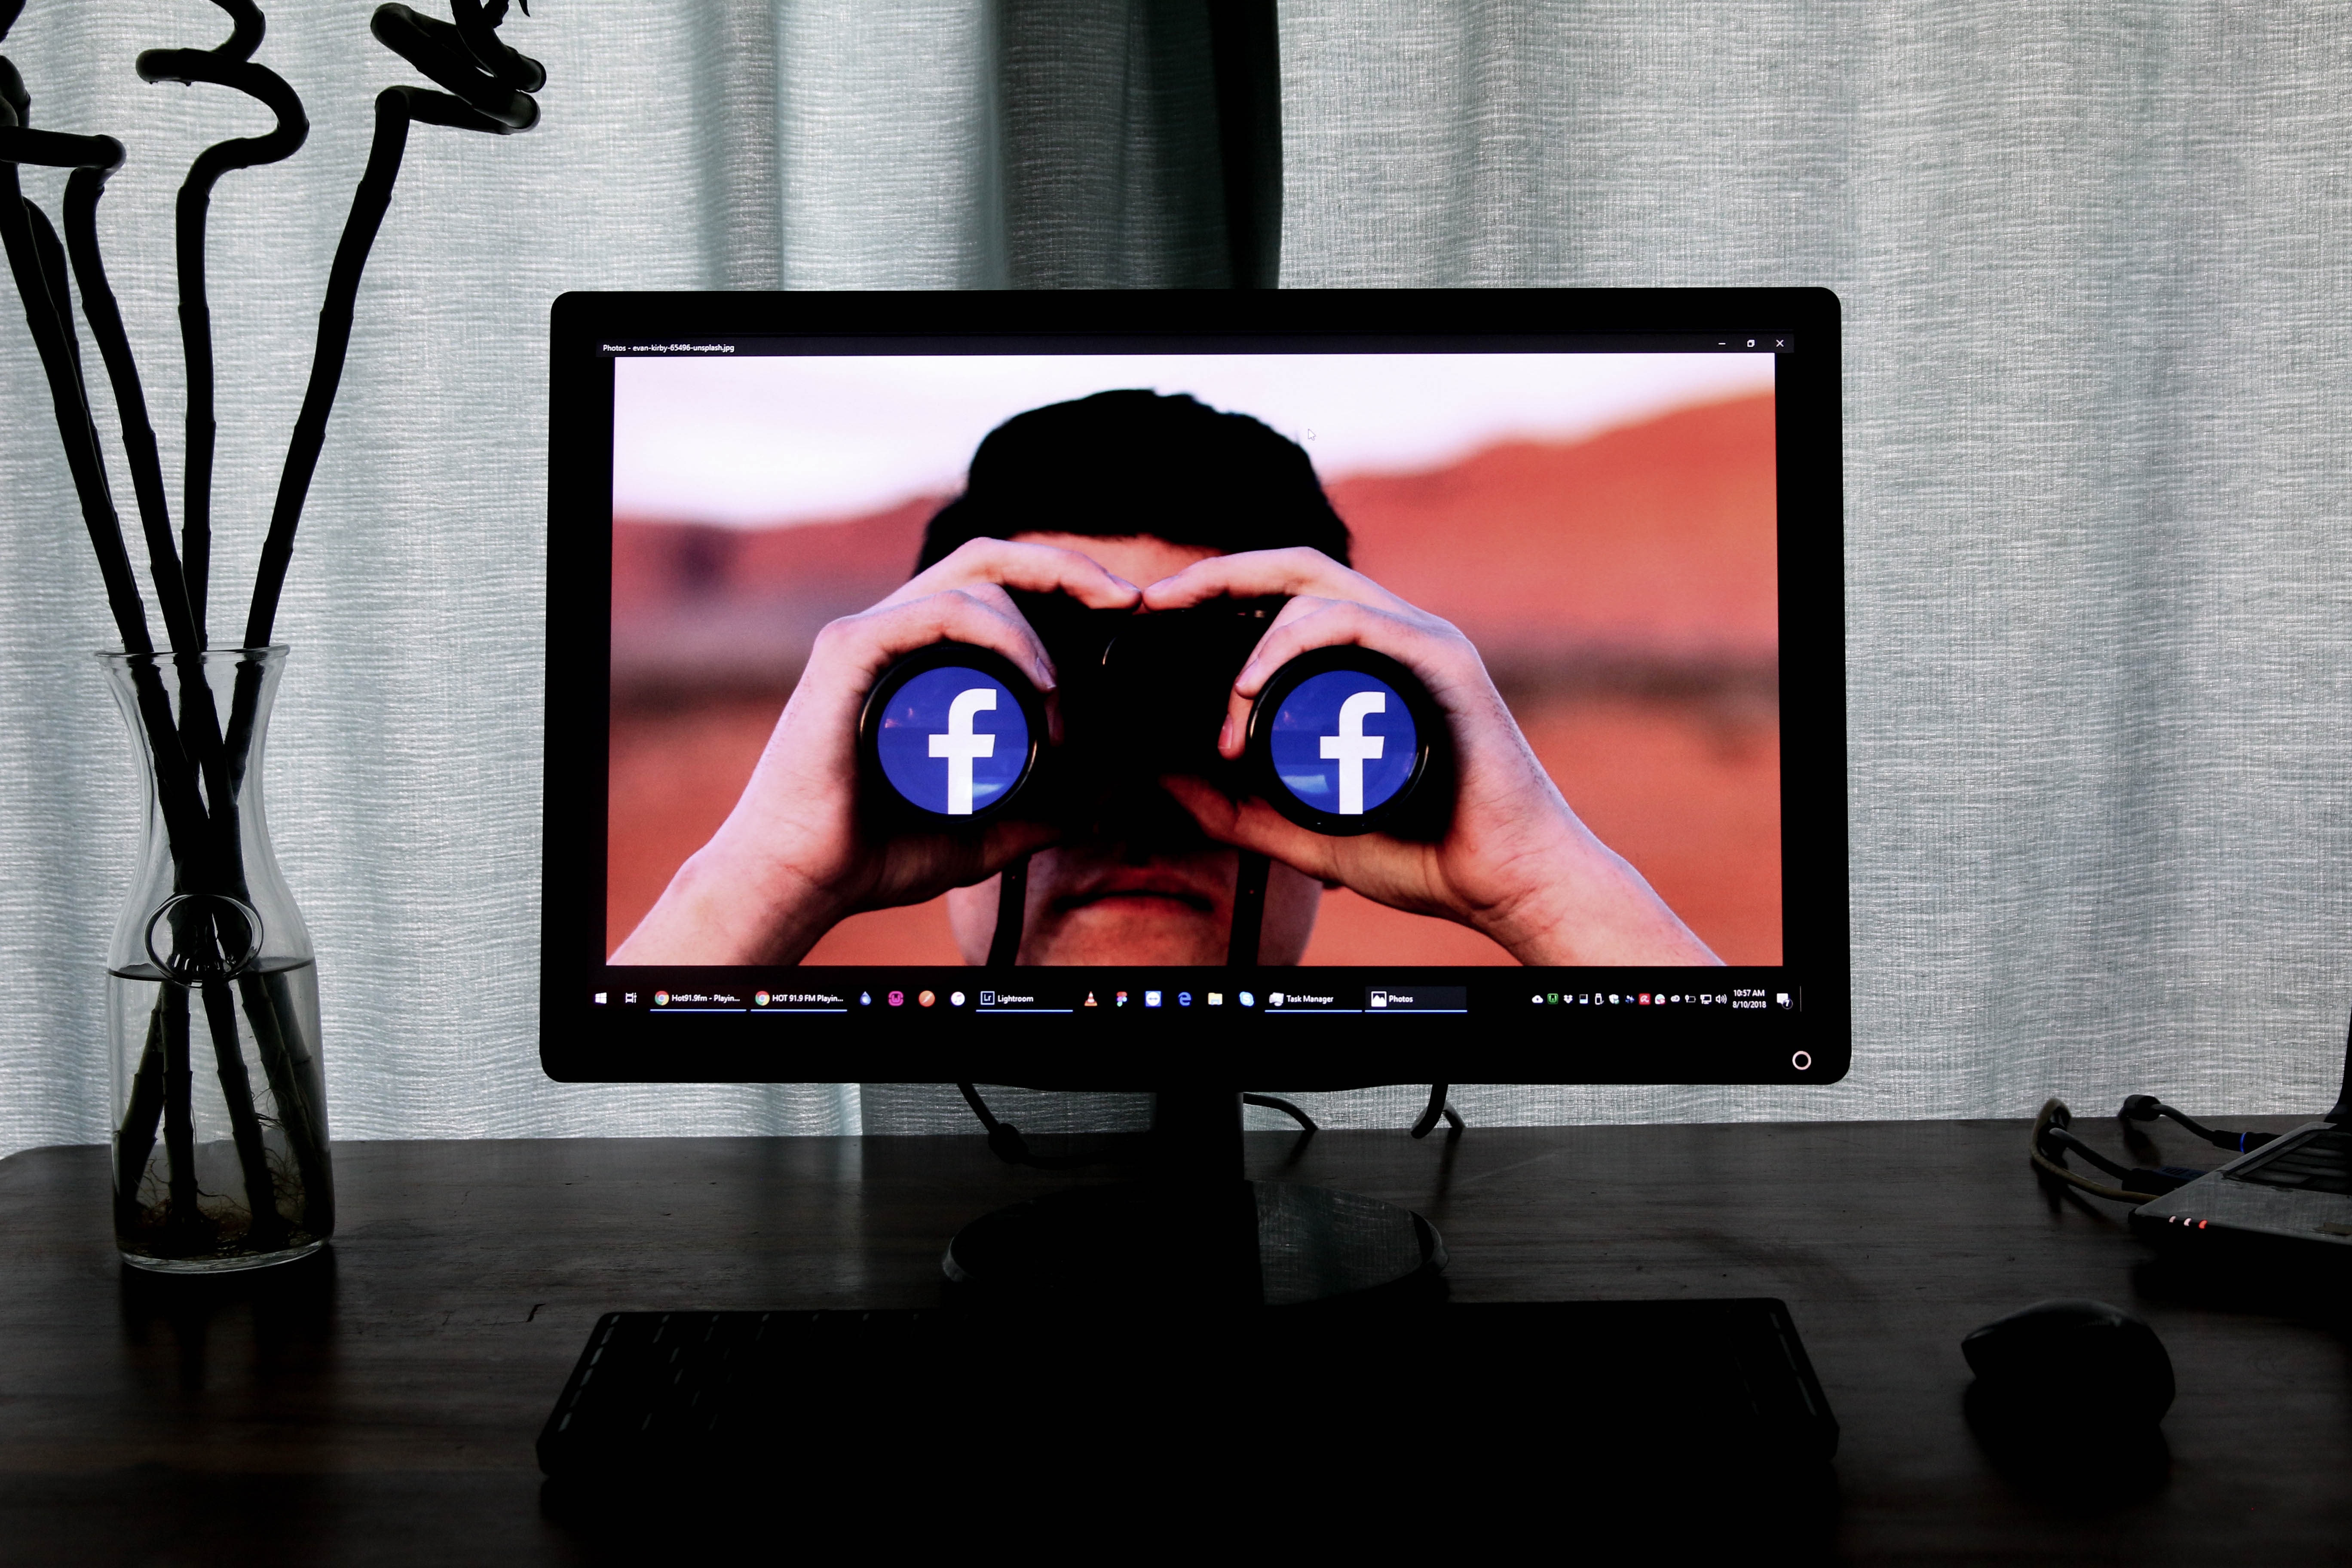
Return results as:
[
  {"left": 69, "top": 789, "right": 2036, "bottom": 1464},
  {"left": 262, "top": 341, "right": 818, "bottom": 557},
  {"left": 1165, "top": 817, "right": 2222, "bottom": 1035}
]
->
[{"left": 5, "top": 3, "right": 2351, "bottom": 1157}]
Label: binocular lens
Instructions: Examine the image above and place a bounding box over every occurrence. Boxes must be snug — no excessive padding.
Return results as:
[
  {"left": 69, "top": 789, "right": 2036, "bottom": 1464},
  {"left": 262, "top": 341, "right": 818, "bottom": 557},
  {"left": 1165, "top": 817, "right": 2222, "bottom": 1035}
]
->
[
  {"left": 863, "top": 646, "right": 1041, "bottom": 820},
  {"left": 860, "top": 629, "right": 1443, "bottom": 839},
  {"left": 1246, "top": 647, "right": 1440, "bottom": 836},
  {"left": 1264, "top": 670, "right": 1419, "bottom": 817}
]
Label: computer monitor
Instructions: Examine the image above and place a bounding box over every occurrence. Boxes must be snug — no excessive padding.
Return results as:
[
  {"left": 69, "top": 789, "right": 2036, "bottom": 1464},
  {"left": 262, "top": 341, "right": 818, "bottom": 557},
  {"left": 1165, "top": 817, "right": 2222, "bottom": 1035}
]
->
[{"left": 540, "top": 289, "right": 1846, "bottom": 1098}]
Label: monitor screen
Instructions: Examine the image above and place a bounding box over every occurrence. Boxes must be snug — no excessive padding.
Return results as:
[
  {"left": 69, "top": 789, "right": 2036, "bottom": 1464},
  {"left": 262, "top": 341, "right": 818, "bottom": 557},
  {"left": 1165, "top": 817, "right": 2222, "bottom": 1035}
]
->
[{"left": 541, "top": 290, "right": 1846, "bottom": 1087}]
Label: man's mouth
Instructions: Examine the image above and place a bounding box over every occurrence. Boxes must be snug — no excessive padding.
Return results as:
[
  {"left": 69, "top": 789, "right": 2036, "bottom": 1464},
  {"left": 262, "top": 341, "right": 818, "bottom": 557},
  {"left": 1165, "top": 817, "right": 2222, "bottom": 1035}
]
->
[{"left": 1053, "top": 883, "right": 1217, "bottom": 915}]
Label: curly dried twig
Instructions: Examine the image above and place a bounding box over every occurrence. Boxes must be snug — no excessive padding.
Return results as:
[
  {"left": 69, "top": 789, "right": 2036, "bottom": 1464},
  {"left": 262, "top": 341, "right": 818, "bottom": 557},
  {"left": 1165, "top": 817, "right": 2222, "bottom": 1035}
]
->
[
  {"left": 113, "top": 1001, "right": 167, "bottom": 1234},
  {"left": 61, "top": 151, "right": 198, "bottom": 652},
  {"left": 3, "top": 5, "right": 298, "bottom": 1256},
  {"left": 1, "top": 50, "right": 213, "bottom": 888},
  {"left": 34, "top": 102, "right": 253, "bottom": 881},
  {"left": 199, "top": 978, "right": 284, "bottom": 1249},
  {"left": 394, "top": 0, "right": 544, "bottom": 112},
  {"left": 4, "top": 13, "right": 200, "bottom": 669},
  {"left": 5, "top": 0, "right": 541, "bottom": 1262},
  {"left": 159, "top": 985, "right": 199, "bottom": 1241},
  {"left": 136, "top": 0, "right": 308, "bottom": 645},
  {"left": 48, "top": 133, "right": 256, "bottom": 931},
  {"left": 0, "top": 78, "right": 216, "bottom": 934},
  {"left": 0, "top": 90, "right": 153, "bottom": 655},
  {"left": 245, "top": 1, "right": 542, "bottom": 648}
]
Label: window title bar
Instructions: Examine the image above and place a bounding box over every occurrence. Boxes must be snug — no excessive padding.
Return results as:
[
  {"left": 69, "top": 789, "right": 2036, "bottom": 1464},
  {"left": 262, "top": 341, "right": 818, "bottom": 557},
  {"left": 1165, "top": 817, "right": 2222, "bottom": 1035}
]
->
[{"left": 595, "top": 331, "right": 1798, "bottom": 358}]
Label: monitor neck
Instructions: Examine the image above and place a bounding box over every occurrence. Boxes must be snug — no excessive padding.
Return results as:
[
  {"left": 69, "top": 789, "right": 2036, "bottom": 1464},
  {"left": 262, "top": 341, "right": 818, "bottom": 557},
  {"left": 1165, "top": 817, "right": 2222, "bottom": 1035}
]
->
[
  {"left": 1148, "top": 1087, "right": 1245, "bottom": 1180},
  {"left": 943, "top": 1084, "right": 1444, "bottom": 1306}
]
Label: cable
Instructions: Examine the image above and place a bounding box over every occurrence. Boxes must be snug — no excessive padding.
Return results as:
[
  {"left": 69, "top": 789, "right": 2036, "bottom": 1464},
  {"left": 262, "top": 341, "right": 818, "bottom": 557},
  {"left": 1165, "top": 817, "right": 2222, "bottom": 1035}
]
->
[
  {"left": 1410, "top": 1084, "right": 1463, "bottom": 1139},
  {"left": 1226, "top": 851, "right": 1268, "bottom": 967},
  {"left": 986, "top": 854, "right": 1027, "bottom": 968},
  {"left": 1241, "top": 1092, "right": 1315, "bottom": 1133},
  {"left": 955, "top": 1082, "right": 1103, "bottom": 1170},
  {"left": 2032, "top": 1100, "right": 2159, "bottom": 1204},
  {"left": 2116, "top": 1094, "right": 2278, "bottom": 1154},
  {"left": 2030, "top": 1099, "right": 2211, "bottom": 1205},
  {"left": 2042, "top": 1123, "right": 2151, "bottom": 1185}
]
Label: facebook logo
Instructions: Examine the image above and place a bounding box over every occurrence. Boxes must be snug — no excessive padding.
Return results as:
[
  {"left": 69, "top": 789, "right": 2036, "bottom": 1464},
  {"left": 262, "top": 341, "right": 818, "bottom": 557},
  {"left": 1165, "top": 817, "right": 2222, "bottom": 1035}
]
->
[
  {"left": 1267, "top": 671, "right": 1417, "bottom": 817},
  {"left": 874, "top": 666, "right": 1029, "bottom": 816}
]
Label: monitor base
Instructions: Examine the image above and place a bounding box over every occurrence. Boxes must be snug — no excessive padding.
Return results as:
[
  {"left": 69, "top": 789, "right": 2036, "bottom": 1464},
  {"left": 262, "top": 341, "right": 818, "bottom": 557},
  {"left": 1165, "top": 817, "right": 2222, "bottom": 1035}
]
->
[{"left": 942, "top": 1179, "right": 1446, "bottom": 1308}]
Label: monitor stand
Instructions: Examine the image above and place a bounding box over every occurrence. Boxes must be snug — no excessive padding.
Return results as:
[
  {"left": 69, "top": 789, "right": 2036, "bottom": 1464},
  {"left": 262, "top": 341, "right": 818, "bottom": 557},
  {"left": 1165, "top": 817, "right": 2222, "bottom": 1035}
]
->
[{"left": 941, "top": 1087, "right": 1446, "bottom": 1308}]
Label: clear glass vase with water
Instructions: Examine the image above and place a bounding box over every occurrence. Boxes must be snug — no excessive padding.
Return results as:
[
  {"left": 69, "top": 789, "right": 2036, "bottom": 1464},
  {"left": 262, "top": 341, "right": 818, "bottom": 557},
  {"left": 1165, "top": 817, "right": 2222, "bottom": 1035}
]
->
[{"left": 100, "top": 646, "right": 333, "bottom": 1272}]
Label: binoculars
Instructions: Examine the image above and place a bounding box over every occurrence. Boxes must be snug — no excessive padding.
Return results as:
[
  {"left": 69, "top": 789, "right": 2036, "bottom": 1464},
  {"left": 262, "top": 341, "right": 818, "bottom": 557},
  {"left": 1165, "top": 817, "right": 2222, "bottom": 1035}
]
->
[{"left": 857, "top": 595, "right": 1447, "bottom": 840}]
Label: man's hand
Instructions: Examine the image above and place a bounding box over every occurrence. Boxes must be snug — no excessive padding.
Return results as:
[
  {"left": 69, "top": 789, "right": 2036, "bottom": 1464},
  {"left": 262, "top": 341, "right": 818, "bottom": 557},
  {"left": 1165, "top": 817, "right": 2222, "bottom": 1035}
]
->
[
  {"left": 1144, "top": 548, "right": 1722, "bottom": 966},
  {"left": 612, "top": 539, "right": 1140, "bottom": 965}
]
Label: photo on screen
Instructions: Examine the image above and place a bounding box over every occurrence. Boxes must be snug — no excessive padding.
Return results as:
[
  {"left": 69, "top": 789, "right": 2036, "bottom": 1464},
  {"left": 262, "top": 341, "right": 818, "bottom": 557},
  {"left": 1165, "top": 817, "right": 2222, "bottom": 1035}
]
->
[{"left": 606, "top": 352, "right": 1780, "bottom": 968}]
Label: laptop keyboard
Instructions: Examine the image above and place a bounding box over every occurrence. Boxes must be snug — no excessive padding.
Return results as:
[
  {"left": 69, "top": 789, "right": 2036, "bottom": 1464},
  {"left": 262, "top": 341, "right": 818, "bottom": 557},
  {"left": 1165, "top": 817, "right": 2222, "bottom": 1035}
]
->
[{"left": 2229, "top": 1126, "right": 2352, "bottom": 1196}]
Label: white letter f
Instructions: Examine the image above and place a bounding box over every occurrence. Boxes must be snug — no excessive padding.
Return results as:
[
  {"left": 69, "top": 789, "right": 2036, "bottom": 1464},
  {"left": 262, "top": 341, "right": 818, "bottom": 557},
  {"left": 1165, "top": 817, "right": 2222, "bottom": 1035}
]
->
[
  {"left": 1321, "top": 690, "right": 1386, "bottom": 815},
  {"left": 931, "top": 687, "right": 998, "bottom": 814}
]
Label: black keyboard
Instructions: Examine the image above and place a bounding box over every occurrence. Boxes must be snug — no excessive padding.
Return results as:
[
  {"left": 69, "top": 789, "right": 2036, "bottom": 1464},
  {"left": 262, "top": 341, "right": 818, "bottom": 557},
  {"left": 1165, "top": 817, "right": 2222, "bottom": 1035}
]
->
[
  {"left": 2229, "top": 1125, "right": 2352, "bottom": 1196},
  {"left": 537, "top": 1298, "right": 1838, "bottom": 1485}
]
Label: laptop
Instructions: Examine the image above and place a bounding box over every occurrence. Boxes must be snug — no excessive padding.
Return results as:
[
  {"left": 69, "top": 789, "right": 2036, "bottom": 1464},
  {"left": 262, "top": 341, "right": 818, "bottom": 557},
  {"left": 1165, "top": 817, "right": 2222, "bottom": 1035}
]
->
[{"left": 2128, "top": 1017, "right": 2352, "bottom": 1251}]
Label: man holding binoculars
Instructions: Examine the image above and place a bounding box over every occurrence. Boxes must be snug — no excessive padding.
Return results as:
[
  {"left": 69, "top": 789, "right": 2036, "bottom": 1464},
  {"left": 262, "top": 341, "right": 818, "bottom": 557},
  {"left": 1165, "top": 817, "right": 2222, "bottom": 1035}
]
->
[{"left": 614, "top": 390, "right": 1721, "bottom": 970}]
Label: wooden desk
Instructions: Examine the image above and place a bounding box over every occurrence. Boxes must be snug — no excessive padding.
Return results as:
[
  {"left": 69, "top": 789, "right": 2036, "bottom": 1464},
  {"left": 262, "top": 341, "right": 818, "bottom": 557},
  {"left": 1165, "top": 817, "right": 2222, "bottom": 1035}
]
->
[{"left": 3, "top": 1119, "right": 2347, "bottom": 1563}]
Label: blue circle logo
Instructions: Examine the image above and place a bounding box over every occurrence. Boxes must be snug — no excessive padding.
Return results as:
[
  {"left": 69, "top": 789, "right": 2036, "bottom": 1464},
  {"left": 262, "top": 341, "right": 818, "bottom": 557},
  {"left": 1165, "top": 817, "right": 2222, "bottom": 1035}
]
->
[
  {"left": 1268, "top": 670, "right": 1416, "bottom": 816},
  {"left": 876, "top": 666, "right": 1030, "bottom": 815}
]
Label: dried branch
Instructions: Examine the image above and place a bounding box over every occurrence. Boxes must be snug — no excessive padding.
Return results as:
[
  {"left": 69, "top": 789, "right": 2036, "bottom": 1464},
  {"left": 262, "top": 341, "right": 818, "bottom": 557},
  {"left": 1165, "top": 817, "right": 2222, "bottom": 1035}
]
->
[
  {"left": 5, "top": 0, "right": 544, "bottom": 1264},
  {"left": 245, "top": 1, "right": 542, "bottom": 648},
  {"left": 0, "top": 101, "right": 153, "bottom": 653},
  {"left": 136, "top": 0, "right": 308, "bottom": 645}
]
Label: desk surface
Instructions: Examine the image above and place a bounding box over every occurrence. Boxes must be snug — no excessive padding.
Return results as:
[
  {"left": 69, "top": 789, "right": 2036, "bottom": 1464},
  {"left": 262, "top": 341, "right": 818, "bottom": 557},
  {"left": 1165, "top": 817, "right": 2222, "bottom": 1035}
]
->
[{"left": 3, "top": 1118, "right": 2348, "bottom": 1564}]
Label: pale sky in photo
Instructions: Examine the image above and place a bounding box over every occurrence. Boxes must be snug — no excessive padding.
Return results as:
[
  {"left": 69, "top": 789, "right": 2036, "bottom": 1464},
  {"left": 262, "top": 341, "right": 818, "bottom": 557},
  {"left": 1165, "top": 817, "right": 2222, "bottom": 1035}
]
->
[{"left": 613, "top": 351, "right": 1777, "bottom": 527}]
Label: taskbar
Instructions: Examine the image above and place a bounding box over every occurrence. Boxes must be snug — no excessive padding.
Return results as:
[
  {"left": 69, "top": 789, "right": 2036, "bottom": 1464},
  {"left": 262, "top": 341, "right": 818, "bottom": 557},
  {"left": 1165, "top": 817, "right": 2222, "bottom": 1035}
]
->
[
  {"left": 589, "top": 979, "right": 1800, "bottom": 1019},
  {"left": 561, "top": 968, "right": 1844, "bottom": 1086}
]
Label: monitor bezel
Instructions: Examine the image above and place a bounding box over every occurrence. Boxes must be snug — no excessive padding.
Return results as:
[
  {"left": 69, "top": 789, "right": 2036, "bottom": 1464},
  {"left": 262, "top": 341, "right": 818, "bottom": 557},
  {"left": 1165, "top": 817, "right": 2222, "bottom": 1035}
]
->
[{"left": 543, "top": 288, "right": 1847, "bottom": 1088}]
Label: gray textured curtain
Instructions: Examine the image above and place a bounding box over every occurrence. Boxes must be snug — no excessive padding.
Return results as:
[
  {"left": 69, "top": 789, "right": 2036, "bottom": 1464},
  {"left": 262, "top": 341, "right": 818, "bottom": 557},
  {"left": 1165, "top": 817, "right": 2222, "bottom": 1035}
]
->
[{"left": 6, "top": 3, "right": 2350, "bottom": 1159}]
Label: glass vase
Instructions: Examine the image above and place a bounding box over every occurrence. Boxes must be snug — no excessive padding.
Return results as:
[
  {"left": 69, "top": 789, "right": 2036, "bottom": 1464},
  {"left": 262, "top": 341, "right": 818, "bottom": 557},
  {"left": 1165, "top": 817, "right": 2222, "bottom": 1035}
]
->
[{"left": 99, "top": 646, "right": 333, "bottom": 1273}]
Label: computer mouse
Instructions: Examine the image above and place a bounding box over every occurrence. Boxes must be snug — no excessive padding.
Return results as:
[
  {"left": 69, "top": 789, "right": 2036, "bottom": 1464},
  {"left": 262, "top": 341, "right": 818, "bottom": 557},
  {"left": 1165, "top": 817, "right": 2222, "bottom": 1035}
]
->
[{"left": 1961, "top": 1299, "right": 2174, "bottom": 1426}]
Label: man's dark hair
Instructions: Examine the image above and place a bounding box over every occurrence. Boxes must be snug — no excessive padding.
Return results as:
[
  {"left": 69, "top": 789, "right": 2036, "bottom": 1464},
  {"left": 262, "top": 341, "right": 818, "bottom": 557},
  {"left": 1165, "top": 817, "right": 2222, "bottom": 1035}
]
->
[{"left": 917, "top": 389, "right": 1351, "bottom": 571}]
